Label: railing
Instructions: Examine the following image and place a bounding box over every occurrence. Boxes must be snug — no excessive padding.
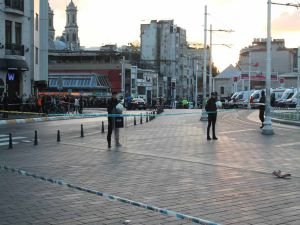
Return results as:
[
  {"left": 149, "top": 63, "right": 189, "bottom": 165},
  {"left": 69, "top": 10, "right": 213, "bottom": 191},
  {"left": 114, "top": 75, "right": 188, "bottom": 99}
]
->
[
  {"left": 5, "top": 43, "right": 24, "bottom": 56},
  {"left": 271, "top": 108, "right": 300, "bottom": 121}
]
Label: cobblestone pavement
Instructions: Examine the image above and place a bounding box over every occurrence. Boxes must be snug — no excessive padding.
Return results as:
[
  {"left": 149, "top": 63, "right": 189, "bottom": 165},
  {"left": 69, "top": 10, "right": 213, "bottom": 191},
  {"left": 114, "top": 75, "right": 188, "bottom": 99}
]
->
[{"left": 1, "top": 109, "right": 300, "bottom": 225}]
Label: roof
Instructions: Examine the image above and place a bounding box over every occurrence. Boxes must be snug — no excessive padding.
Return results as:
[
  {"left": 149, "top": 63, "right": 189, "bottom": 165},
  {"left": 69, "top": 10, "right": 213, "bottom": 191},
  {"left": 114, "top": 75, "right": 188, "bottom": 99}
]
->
[{"left": 216, "top": 64, "right": 241, "bottom": 79}]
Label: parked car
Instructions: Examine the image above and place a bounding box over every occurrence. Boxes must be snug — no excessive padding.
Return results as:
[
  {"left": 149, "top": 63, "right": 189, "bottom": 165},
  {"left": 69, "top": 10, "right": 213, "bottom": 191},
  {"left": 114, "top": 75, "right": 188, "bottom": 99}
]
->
[
  {"left": 228, "top": 90, "right": 253, "bottom": 108},
  {"left": 250, "top": 88, "right": 286, "bottom": 108},
  {"left": 275, "top": 88, "right": 294, "bottom": 107},
  {"left": 130, "top": 98, "right": 147, "bottom": 110},
  {"left": 282, "top": 88, "right": 298, "bottom": 108}
]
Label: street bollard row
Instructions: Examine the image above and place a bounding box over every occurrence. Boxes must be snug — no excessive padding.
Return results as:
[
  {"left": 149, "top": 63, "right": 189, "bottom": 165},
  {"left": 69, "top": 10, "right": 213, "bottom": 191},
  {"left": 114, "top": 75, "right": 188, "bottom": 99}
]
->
[{"left": 7, "top": 111, "right": 159, "bottom": 149}]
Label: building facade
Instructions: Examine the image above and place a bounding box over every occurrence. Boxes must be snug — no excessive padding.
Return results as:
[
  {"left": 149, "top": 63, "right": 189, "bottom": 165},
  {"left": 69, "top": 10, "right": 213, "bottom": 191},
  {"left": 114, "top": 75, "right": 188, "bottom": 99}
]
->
[
  {"left": 0, "top": 0, "right": 48, "bottom": 101},
  {"left": 214, "top": 38, "right": 298, "bottom": 98},
  {"left": 141, "top": 20, "right": 191, "bottom": 102}
]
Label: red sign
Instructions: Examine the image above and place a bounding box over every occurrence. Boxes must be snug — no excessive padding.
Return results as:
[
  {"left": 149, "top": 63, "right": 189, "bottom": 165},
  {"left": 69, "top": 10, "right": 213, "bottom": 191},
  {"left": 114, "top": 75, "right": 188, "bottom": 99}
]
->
[{"left": 241, "top": 73, "right": 278, "bottom": 81}]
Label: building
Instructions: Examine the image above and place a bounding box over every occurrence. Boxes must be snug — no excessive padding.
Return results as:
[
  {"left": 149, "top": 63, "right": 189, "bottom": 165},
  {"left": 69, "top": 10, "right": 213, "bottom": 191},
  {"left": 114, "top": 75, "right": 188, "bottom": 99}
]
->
[
  {"left": 214, "top": 38, "right": 298, "bottom": 98},
  {"left": 237, "top": 38, "right": 296, "bottom": 90},
  {"left": 140, "top": 20, "right": 192, "bottom": 102},
  {"left": 0, "top": 0, "right": 48, "bottom": 101},
  {"left": 48, "top": 49, "right": 123, "bottom": 97}
]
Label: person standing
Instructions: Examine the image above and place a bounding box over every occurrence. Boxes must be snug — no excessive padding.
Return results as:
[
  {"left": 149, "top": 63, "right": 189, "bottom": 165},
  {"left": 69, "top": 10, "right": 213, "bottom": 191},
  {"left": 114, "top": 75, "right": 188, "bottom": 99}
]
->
[
  {"left": 259, "top": 90, "right": 266, "bottom": 128},
  {"left": 74, "top": 98, "right": 80, "bottom": 114},
  {"left": 107, "top": 92, "right": 122, "bottom": 148},
  {"left": 205, "top": 92, "right": 218, "bottom": 140}
]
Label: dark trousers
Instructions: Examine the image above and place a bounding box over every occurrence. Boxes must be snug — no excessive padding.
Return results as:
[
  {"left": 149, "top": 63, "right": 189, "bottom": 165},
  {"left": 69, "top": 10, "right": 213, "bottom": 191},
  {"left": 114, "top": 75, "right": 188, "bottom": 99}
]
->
[
  {"left": 259, "top": 109, "right": 265, "bottom": 124},
  {"left": 207, "top": 114, "right": 217, "bottom": 138},
  {"left": 107, "top": 117, "right": 113, "bottom": 144}
]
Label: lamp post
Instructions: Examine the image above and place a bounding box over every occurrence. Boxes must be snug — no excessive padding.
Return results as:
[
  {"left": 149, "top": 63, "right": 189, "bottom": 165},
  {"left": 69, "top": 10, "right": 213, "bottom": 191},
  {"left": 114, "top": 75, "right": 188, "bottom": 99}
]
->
[
  {"left": 121, "top": 56, "right": 125, "bottom": 97},
  {"left": 297, "top": 72, "right": 300, "bottom": 111},
  {"left": 262, "top": 0, "right": 274, "bottom": 135},
  {"left": 248, "top": 51, "right": 252, "bottom": 109},
  {"left": 200, "top": 5, "right": 208, "bottom": 121}
]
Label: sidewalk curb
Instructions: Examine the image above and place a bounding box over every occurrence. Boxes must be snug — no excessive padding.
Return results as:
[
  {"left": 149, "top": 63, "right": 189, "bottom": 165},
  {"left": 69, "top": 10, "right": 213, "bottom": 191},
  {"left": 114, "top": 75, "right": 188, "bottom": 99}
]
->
[
  {"left": 271, "top": 118, "right": 300, "bottom": 127},
  {"left": 0, "top": 115, "right": 95, "bottom": 126}
]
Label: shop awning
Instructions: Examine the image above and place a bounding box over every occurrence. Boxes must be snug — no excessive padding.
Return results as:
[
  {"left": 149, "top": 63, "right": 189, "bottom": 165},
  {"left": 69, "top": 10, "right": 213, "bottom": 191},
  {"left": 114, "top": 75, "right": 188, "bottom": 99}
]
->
[{"left": 0, "top": 58, "right": 29, "bottom": 71}]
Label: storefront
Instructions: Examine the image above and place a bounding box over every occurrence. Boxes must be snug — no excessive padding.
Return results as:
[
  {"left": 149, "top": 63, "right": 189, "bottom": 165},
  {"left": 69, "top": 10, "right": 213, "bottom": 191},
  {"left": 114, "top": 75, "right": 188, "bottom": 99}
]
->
[{"left": 0, "top": 58, "right": 29, "bottom": 100}]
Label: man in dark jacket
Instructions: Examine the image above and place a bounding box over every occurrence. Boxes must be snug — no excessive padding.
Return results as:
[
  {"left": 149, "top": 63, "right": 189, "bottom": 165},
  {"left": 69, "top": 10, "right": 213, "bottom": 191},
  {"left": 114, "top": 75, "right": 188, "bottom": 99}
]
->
[
  {"left": 205, "top": 92, "right": 218, "bottom": 140},
  {"left": 259, "top": 90, "right": 266, "bottom": 128},
  {"left": 107, "top": 92, "right": 121, "bottom": 148}
]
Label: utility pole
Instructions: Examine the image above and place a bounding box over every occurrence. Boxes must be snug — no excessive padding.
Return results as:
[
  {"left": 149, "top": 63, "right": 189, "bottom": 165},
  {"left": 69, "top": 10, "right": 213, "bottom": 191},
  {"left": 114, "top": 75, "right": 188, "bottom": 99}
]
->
[
  {"left": 200, "top": 5, "right": 208, "bottom": 121},
  {"left": 121, "top": 56, "right": 125, "bottom": 98},
  {"left": 262, "top": 0, "right": 300, "bottom": 135}
]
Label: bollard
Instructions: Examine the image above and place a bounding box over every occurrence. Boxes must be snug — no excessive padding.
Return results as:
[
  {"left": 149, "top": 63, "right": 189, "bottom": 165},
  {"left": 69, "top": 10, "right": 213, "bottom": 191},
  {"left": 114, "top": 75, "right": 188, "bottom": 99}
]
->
[
  {"left": 57, "top": 130, "right": 61, "bottom": 142},
  {"left": 81, "top": 124, "right": 84, "bottom": 137},
  {"left": 146, "top": 112, "right": 149, "bottom": 123},
  {"left": 8, "top": 133, "right": 13, "bottom": 149},
  {"left": 34, "top": 130, "right": 38, "bottom": 145},
  {"left": 101, "top": 121, "right": 105, "bottom": 133},
  {"left": 134, "top": 116, "right": 136, "bottom": 125},
  {"left": 140, "top": 113, "right": 143, "bottom": 124}
]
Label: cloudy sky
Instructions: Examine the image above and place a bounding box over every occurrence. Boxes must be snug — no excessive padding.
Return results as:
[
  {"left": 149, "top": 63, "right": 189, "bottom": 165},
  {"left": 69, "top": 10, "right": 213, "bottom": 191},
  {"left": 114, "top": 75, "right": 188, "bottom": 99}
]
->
[{"left": 49, "top": 0, "right": 300, "bottom": 71}]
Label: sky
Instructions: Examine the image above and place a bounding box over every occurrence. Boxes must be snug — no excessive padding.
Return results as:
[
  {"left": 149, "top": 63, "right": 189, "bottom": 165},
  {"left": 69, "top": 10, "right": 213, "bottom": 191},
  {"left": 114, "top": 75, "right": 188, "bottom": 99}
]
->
[{"left": 48, "top": 0, "right": 300, "bottom": 72}]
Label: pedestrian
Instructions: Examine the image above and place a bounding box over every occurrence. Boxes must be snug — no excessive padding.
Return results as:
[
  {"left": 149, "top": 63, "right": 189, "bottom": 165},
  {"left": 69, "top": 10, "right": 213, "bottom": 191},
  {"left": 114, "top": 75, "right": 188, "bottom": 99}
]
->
[
  {"left": 259, "top": 90, "right": 266, "bottom": 128},
  {"left": 205, "top": 92, "right": 218, "bottom": 140},
  {"left": 107, "top": 92, "right": 122, "bottom": 148},
  {"left": 74, "top": 98, "right": 79, "bottom": 114},
  {"left": 79, "top": 96, "right": 83, "bottom": 114},
  {"left": 2, "top": 92, "right": 8, "bottom": 118}
]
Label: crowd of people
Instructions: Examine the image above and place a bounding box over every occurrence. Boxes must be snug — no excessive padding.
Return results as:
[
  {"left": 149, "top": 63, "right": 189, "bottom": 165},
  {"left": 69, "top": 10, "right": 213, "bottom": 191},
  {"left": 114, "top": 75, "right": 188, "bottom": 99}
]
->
[{"left": 0, "top": 93, "right": 111, "bottom": 115}]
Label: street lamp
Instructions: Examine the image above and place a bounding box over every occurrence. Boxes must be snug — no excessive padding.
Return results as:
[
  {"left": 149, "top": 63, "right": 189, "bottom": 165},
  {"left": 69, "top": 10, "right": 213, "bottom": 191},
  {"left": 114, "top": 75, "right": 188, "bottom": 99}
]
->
[
  {"left": 200, "top": 5, "right": 208, "bottom": 121},
  {"left": 121, "top": 56, "right": 125, "bottom": 98},
  {"left": 262, "top": 0, "right": 274, "bottom": 135}
]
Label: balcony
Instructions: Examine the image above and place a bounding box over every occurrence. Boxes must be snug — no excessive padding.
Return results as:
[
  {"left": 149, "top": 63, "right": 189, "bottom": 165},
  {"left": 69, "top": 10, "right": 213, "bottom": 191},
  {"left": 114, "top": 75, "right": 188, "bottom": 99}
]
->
[{"left": 5, "top": 43, "right": 25, "bottom": 56}]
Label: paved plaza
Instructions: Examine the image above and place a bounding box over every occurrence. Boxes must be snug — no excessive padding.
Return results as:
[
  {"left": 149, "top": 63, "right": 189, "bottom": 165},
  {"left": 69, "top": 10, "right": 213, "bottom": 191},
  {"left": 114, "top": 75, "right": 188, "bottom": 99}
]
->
[{"left": 1, "top": 109, "right": 300, "bottom": 225}]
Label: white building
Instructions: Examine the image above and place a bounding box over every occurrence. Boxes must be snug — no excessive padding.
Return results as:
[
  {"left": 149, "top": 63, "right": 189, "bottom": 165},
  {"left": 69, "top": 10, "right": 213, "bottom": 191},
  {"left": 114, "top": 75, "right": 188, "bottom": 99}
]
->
[
  {"left": 214, "top": 38, "right": 298, "bottom": 98},
  {"left": 0, "top": 0, "right": 48, "bottom": 100}
]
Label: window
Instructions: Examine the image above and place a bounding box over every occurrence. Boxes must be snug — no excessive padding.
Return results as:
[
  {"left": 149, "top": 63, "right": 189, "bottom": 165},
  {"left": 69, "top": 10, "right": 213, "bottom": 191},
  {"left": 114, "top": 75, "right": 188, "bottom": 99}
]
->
[
  {"left": 5, "top": 0, "right": 24, "bottom": 11},
  {"left": 220, "top": 86, "right": 225, "bottom": 95},
  {"left": 72, "top": 33, "right": 76, "bottom": 42},
  {"left": 5, "top": 20, "right": 12, "bottom": 44},
  {"left": 137, "top": 86, "right": 146, "bottom": 95},
  {"left": 15, "top": 22, "right": 22, "bottom": 45},
  {"left": 137, "top": 72, "right": 143, "bottom": 79},
  {"left": 72, "top": 15, "right": 75, "bottom": 23},
  {"left": 0, "top": 79, "right": 4, "bottom": 96},
  {"left": 35, "top": 47, "right": 38, "bottom": 64},
  {"left": 36, "top": 13, "right": 39, "bottom": 31}
]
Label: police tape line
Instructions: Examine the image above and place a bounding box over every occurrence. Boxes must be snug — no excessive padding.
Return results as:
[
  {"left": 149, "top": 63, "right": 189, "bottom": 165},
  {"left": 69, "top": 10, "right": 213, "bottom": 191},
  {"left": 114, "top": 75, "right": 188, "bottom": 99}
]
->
[{"left": 0, "top": 164, "right": 220, "bottom": 225}]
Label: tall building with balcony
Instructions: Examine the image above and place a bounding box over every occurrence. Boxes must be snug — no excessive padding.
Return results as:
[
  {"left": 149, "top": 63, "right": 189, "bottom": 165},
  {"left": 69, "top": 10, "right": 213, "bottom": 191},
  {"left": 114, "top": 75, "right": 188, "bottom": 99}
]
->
[
  {"left": 140, "top": 20, "right": 190, "bottom": 102},
  {"left": 0, "top": 0, "right": 48, "bottom": 100}
]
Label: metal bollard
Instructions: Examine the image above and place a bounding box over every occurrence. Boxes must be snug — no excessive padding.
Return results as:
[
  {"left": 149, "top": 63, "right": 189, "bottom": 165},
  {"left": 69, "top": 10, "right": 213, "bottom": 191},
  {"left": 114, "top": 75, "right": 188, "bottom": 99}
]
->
[
  {"left": 146, "top": 112, "right": 149, "bottom": 122},
  {"left": 101, "top": 121, "right": 105, "bottom": 133},
  {"left": 8, "top": 133, "right": 13, "bottom": 149},
  {"left": 134, "top": 116, "right": 136, "bottom": 125},
  {"left": 57, "top": 130, "right": 61, "bottom": 142},
  {"left": 140, "top": 113, "right": 143, "bottom": 124},
  {"left": 81, "top": 124, "right": 84, "bottom": 137},
  {"left": 34, "top": 130, "right": 38, "bottom": 145}
]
